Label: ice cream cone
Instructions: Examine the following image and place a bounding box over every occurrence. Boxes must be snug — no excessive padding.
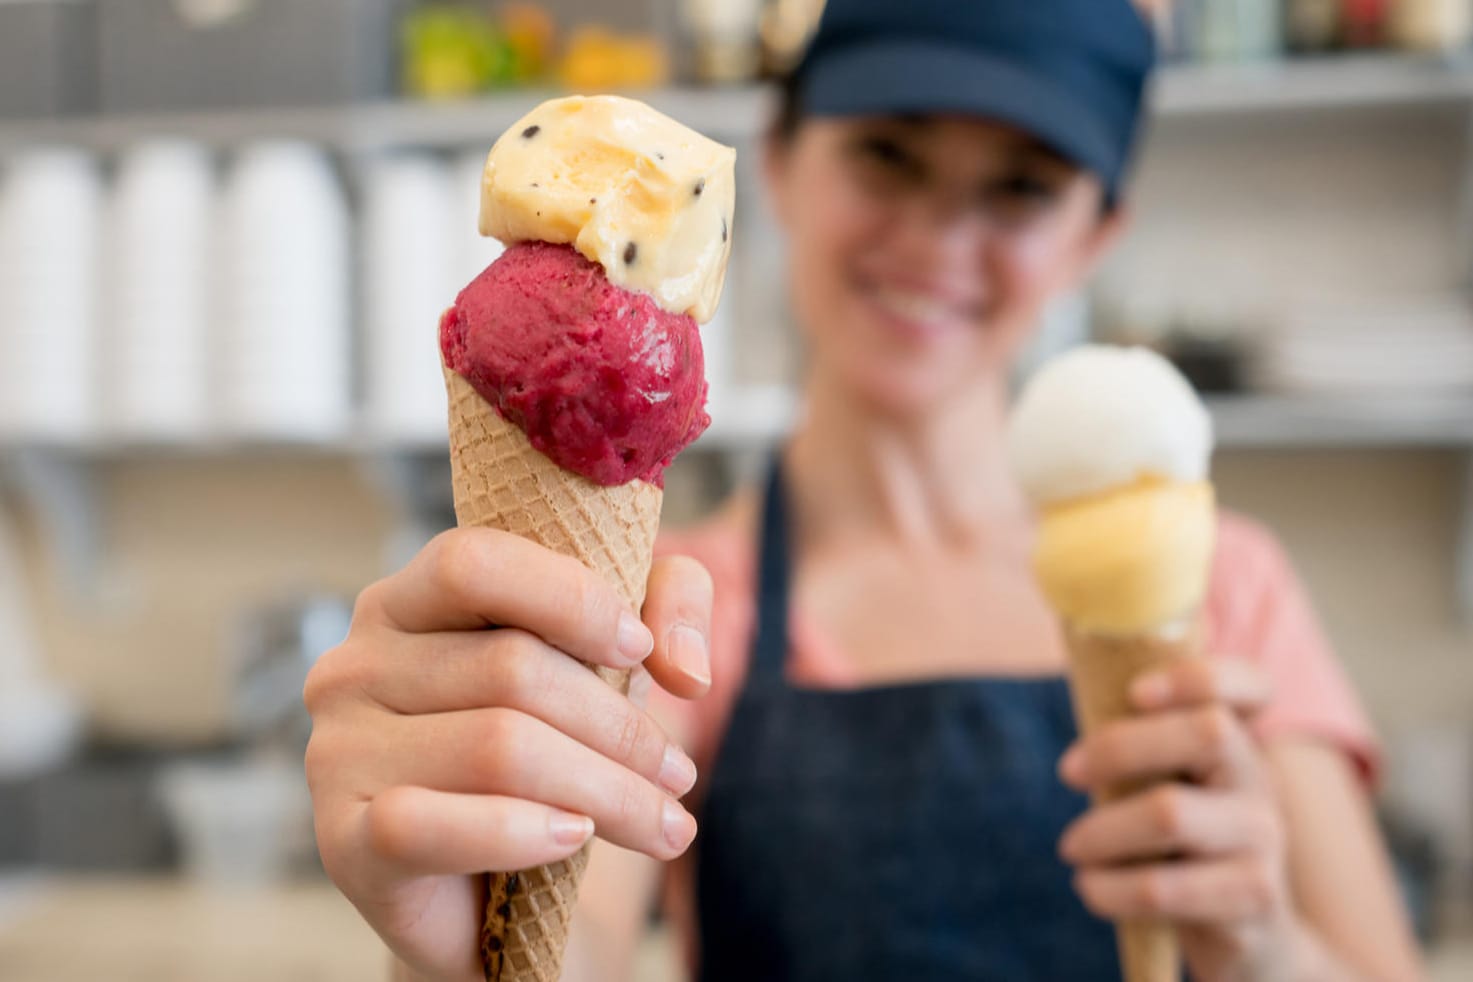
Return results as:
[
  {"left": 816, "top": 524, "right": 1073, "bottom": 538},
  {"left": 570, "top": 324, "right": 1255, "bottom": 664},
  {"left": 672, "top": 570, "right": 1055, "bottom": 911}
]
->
[
  {"left": 1062, "top": 620, "right": 1199, "bottom": 982},
  {"left": 444, "top": 364, "right": 663, "bottom": 982}
]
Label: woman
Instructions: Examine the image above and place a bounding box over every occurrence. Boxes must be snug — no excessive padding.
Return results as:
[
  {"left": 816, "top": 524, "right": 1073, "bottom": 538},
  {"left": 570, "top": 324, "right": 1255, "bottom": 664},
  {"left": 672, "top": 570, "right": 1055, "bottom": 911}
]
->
[{"left": 304, "top": 1, "right": 1424, "bottom": 979}]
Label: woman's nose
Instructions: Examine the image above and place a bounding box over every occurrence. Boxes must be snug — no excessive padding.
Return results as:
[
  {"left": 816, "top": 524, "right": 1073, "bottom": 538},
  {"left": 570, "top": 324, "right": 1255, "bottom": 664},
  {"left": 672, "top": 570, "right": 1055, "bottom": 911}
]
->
[{"left": 892, "top": 189, "right": 993, "bottom": 273}]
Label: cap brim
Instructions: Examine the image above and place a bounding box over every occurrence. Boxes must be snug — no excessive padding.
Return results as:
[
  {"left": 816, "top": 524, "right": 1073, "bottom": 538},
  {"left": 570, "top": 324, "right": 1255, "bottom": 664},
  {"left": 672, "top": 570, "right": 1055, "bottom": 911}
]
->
[{"left": 799, "top": 39, "right": 1122, "bottom": 192}]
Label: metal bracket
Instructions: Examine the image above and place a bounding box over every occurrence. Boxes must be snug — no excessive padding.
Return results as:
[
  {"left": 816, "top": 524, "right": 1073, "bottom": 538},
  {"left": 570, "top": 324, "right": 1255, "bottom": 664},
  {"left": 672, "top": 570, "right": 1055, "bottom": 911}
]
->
[
  {"left": 3, "top": 449, "right": 102, "bottom": 603},
  {"left": 1457, "top": 450, "right": 1473, "bottom": 624}
]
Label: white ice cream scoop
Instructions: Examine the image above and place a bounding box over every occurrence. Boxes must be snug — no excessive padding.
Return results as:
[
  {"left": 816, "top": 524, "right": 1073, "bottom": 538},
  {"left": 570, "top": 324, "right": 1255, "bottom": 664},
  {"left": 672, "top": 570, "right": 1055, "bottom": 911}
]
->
[{"left": 1007, "top": 344, "right": 1213, "bottom": 506}]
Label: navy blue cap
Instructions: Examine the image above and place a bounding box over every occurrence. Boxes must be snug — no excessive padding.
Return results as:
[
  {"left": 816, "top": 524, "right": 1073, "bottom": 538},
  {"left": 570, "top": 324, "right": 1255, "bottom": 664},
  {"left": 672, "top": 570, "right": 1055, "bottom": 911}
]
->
[{"left": 791, "top": 0, "right": 1157, "bottom": 201}]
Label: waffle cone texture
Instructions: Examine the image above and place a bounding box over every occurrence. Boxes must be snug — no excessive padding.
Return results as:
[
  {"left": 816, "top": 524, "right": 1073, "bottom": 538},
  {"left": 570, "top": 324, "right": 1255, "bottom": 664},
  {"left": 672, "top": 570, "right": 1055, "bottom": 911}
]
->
[
  {"left": 444, "top": 365, "right": 663, "bottom": 982},
  {"left": 1063, "top": 622, "right": 1200, "bottom": 982}
]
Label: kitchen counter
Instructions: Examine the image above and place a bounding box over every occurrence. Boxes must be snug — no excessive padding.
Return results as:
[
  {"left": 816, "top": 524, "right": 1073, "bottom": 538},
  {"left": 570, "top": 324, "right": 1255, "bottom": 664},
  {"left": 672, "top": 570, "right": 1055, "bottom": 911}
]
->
[
  {"left": 0, "top": 875, "right": 385, "bottom": 982},
  {"left": 0, "top": 874, "right": 1466, "bottom": 981},
  {"left": 0, "top": 873, "right": 683, "bottom": 982}
]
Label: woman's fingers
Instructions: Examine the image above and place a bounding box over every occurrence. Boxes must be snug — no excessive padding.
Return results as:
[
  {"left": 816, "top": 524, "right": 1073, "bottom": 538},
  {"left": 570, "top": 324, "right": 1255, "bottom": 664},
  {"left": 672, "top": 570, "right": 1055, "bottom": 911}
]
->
[
  {"left": 364, "top": 528, "right": 654, "bottom": 671},
  {"left": 1073, "top": 855, "right": 1285, "bottom": 924},
  {"left": 641, "top": 554, "right": 715, "bottom": 699},
  {"left": 1059, "top": 703, "right": 1263, "bottom": 792},
  {"left": 1059, "top": 785, "right": 1280, "bottom": 866},
  {"left": 350, "top": 629, "right": 697, "bottom": 799},
  {"left": 365, "top": 787, "right": 595, "bottom": 876},
  {"left": 1130, "top": 657, "right": 1272, "bottom": 717},
  {"left": 381, "top": 708, "right": 697, "bottom": 861}
]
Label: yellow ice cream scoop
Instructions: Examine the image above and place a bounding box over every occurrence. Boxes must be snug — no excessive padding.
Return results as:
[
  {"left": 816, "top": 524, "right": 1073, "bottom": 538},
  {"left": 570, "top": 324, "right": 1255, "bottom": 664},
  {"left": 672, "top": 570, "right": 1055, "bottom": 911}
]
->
[
  {"left": 479, "top": 94, "right": 735, "bottom": 323},
  {"left": 1033, "top": 478, "right": 1216, "bottom": 635}
]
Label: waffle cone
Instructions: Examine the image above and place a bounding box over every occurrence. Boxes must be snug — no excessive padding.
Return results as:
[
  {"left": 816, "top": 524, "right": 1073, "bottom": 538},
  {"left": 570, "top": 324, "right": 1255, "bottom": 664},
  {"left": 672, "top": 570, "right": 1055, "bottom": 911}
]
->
[
  {"left": 1062, "top": 621, "right": 1200, "bottom": 982},
  {"left": 444, "top": 365, "right": 663, "bottom": 982}
]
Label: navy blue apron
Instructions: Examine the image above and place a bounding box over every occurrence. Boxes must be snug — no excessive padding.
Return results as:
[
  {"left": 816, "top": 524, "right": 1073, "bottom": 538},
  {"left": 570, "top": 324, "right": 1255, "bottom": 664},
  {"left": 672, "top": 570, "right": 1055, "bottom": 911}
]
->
[{"left": 696, "top": 458, "right": 1123, "bottom": 980}]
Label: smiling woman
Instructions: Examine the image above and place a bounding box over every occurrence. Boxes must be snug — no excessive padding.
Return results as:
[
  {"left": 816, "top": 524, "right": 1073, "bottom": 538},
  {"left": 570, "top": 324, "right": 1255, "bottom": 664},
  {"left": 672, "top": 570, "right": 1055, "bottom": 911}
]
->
[
  {"left": 766, "top": 113, "right": 1122, "bottom": 416},
  {"left": 303, "top": 2, "right": 1428, "bottom": 981}
]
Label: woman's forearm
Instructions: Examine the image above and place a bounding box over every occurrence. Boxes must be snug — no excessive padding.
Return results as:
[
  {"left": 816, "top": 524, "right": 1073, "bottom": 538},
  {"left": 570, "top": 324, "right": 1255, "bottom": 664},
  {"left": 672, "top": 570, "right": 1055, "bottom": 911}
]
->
[
  {"left": 391, "top": 956, "right": 431, "bottom": 982},
  {"left": 1282, "top": 919, "right": 1422, "bottom": 982}
]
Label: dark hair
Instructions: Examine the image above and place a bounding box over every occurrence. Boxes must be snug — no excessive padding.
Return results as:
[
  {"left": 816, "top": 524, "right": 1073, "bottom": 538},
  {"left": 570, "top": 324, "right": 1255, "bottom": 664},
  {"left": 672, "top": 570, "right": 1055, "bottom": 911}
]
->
[{"left": 770, "top": 71, "right": 804, "bottom": 144}]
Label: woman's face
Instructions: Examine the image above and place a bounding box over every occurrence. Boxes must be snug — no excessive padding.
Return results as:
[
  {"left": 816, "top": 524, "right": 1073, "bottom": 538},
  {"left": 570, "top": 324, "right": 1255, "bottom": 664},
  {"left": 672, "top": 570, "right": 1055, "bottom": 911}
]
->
[{"left": 766, "top": 114, "right": 1124, "bottom": 416}]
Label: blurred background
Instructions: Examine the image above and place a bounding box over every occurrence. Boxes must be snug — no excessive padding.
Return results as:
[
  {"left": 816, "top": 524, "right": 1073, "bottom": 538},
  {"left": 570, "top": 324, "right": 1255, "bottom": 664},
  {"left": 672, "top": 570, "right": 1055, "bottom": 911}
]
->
[{"left": 0, "top": 0, "right": 1471, "bottom": 978}]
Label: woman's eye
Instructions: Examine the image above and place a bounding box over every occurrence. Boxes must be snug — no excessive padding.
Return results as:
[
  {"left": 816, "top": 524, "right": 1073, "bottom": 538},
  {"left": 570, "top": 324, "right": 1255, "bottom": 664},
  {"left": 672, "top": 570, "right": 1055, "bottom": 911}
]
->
[
  {"left": 854, "top": 137, "right": 923, "bottom": 179},
  {"left": 994, "top": 174, "right": 1059, "bottom": 202}
]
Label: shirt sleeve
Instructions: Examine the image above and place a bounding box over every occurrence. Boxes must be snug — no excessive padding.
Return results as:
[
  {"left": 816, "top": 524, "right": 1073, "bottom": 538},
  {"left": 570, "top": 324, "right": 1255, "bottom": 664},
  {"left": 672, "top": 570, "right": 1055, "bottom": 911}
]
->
[{"left": 1205, "top": 514, "right": 1382, "bottom": 787}]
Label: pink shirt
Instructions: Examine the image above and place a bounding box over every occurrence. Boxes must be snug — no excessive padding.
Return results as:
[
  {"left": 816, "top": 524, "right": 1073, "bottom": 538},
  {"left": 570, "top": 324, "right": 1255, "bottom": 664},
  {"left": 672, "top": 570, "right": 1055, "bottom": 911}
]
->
[{"left": 653, "top": 510, "right": 1380, "bottom": 784}]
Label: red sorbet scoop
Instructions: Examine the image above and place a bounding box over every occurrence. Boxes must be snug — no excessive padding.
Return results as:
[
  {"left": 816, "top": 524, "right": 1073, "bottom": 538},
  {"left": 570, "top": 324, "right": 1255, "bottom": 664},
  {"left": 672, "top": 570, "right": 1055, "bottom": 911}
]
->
[{"left": 440, "top": 241, "right": 710, "bottom": 487}]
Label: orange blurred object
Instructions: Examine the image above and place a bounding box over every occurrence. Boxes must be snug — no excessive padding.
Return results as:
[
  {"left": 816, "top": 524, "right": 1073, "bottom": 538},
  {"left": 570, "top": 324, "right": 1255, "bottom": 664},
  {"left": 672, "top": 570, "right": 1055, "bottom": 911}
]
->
[
  {"left": 557, "top": 26, "right": 671, "bottom": 90},
  {"left": 501, "top": 2, "right": 557, "bottom": 79}
]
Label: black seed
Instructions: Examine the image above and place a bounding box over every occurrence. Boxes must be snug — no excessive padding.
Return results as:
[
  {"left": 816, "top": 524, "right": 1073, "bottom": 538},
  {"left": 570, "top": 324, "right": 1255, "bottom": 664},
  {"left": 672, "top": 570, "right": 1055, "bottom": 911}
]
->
[
  {"left": 693, "top": 179, "right": 705, "bottom": 197},
  {"left": 486, "top": 936, "right": 503, "bottom": 953},
  {"left": 506, "top": 873, "right": 520, "bottom": 894},
  {"left": 655, "top": 151, "right": 665, "bottom": 160},
  {"left": 530, "top": 182, "right": 539, "bottom": 188},
  {"left": 589, "top": 197, "right": 597, "bottom": 204},
  {"left": 721, "top": 217, "right": 728, "bottom": 243},
  {"left": 624, "top": 242, "right": 638, "bottom": 264},
  {"left": 521, "top": 125, "right": 540, "bottom": 139}
]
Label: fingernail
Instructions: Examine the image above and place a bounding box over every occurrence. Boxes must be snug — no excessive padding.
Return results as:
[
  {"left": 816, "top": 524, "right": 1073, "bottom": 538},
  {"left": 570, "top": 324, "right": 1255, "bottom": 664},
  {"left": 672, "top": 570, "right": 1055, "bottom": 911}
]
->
[
  {"left": 666, "top": 624, "right": 711, "bottom": 687},
  {"left": 1059, "top": 745, "right": 1086, "bottom": 784},
  {"left": 1131, "top": 672, "right": 1171, "bottom": 708},
  {"left": 549, "top": 810, "right": 594, "bottom": 846},
  {"left": 616, "top": 612, "right": 655, "bottom": 664},
  {"left": 662, "top": 799, "right": 697, "bottom": 852},
  {"left": 658, "top": 744, "right": 698, "bottom": 797}
]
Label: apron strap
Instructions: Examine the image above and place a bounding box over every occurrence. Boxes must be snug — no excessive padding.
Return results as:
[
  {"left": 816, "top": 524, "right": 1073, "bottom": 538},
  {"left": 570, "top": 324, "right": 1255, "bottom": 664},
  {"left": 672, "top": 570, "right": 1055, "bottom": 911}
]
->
[{"left": 750, "top": 452, "right": 792, "bottom": 681}]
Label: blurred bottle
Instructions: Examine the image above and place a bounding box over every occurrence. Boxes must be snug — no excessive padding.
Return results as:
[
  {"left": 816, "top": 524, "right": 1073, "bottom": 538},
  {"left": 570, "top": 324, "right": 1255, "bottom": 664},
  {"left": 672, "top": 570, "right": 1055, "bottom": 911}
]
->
[
  {"left": 0, "top": 148, "right": 101, "bottom": 441},
  {"left": 683, "top": 0, "right": 763, "bottom": 83},
  {"left": 105, "top": 140, "right": 215, "bottom": 441},
  {"left": 217, "top": 142, "right": 351, "bottom": 440},
  {"left": 453, "top": 149, "right": 506, "bottom": 287},
  {"left": 1285, "top": 0, "right": 1342, "bottom": 51},
  {"left": 1196, "top": 0, "right": 1285, "bottom": 61},
  {"left": 501, "top": 3, "right": 558, "bottom": 80},
  {"left": 400, "top": 3, "right": 515, "bottom": 99},
  {"left": 360, "top": 152, "right": 458, "bottom": 442},
  {"left": 1393, "top": 0, "right": 1473, "bottom": 51},
  {"left": 1341, "top": 0, "right": 1391, "bottom": 47},
  {"left": 759, "top": 0, "right": 825, "bottom": 76},
  {"left": 557, "top": 24, "right": 671, "bottom": 89}
]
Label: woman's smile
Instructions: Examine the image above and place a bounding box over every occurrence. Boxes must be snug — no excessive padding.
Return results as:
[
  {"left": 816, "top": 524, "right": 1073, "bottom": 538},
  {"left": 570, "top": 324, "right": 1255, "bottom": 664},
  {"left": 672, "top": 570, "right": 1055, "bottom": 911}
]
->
[{"left": 855, "top": 274, "right": 985, "bottom": 344}]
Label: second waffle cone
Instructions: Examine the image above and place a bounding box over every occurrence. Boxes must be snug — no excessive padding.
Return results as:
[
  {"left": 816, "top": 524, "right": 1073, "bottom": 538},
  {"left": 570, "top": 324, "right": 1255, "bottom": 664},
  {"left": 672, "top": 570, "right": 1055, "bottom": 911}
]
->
[{"left": 1063, "top": 622, "right": 1198, "bottom": 982}]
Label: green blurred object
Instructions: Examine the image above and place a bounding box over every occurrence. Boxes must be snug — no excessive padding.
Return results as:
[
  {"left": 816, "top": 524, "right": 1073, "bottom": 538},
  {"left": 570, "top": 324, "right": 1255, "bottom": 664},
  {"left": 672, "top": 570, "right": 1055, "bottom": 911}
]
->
[{"left": 401, "top": 4, "right": 517, "bottom": 98}]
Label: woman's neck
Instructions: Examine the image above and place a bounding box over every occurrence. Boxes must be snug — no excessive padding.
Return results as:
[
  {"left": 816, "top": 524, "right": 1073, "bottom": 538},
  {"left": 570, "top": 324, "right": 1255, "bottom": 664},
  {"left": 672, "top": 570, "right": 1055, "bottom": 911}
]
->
[{"left": 785, "top": 368, "right": 1031, "bottom": 554}]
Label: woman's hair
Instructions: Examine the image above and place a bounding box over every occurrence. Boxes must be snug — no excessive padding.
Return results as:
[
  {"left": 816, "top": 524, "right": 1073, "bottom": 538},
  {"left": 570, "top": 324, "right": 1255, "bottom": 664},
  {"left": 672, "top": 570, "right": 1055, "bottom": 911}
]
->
[{"left": 770, "top": 71, "right": 804, "bottom": 144}]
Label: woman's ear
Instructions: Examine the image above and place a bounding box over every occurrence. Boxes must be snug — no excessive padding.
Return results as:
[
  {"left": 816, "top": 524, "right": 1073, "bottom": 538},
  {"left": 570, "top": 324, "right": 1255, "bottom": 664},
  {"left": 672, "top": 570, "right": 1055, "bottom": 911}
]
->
[{"left": 1063, "top": 202, "right": 1131, "bottom": 291}]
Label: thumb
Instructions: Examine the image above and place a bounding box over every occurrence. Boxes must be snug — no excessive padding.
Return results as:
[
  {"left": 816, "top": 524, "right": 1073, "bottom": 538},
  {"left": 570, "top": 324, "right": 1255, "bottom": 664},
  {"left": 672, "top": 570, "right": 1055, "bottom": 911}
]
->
[{"left": 641, "top": 554, "right": 714, "bottom": 700}]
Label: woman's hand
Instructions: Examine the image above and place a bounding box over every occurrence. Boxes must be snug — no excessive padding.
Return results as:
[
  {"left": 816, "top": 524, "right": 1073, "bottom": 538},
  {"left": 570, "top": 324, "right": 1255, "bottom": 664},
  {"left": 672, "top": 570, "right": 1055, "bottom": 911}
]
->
[
  {"left": 303, "top": 528, "right": 714, "bottom": 982},
  {"left": 1057, "top": 657, "right": 1317, "bottom": 981}
]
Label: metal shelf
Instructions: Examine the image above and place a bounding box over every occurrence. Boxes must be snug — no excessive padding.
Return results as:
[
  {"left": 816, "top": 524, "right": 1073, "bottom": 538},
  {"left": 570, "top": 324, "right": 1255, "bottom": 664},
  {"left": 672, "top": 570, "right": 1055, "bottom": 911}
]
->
[
  {"left": 3, "top": 55, "right": 1471, "bottom": 155},
  {"left": 4, "top": 391, "right": 1470, "bottom": 456},
  {"left": 0, "top": 87, "right": 772, "bottom": 155},
  {"left": 1152, "top": 53, "right": 1473, "bottom": 116},
  {"left": 1207, "top": 392, "right": 1473, "bottom": 448}
]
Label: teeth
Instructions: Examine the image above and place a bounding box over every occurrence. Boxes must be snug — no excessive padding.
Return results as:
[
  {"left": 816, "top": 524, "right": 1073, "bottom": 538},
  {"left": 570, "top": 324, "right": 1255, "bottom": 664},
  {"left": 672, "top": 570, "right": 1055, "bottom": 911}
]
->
[{"left": 873, "top": 287, "right": 951, "bottom": 324}]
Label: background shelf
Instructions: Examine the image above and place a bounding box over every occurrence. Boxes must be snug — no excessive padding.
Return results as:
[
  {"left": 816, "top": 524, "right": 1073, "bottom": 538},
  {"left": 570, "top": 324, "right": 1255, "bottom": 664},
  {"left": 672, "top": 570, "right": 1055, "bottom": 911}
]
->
[{"left": 5, "top": 55, "right": 1473, "bottom": 155}]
